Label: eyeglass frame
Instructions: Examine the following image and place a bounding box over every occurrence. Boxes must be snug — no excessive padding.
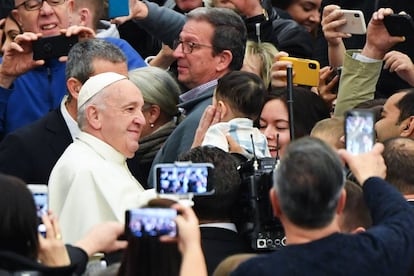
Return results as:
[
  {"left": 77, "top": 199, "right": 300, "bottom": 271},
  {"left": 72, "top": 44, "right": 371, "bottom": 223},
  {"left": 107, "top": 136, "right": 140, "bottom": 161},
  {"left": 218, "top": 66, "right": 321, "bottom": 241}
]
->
[
  {"left": 15, "top": 0, "right": 66, "bottom": 11},
  {"left": 173, "top": 39, "right": 214, "bottom": 54}
]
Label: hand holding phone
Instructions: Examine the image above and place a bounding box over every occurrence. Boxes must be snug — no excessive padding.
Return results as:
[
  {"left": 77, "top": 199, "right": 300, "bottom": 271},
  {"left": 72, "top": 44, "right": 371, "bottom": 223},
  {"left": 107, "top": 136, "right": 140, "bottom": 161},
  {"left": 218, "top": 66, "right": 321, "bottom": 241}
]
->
[
  {"left": 337, "top": 9, "right": 367, "bottom": 35},
  {"left": 108, "top": 0, "right": 129, "bottom": 19},
  {"left": 279, "top": 56, "right": 320, "bottom": 87},
  {"left": 345, "top": 109, "right": 375, "bottom": 155}
]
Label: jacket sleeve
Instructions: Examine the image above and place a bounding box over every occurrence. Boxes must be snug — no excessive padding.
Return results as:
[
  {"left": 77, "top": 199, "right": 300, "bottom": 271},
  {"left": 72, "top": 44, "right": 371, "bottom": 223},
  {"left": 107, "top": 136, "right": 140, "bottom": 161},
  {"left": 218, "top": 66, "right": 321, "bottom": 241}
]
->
[
  {"left": 334, "top": 50, "right": 382, "bottom": 117},
  {"left": 132, "top": 1, "right": 186, "bottom": 48}
]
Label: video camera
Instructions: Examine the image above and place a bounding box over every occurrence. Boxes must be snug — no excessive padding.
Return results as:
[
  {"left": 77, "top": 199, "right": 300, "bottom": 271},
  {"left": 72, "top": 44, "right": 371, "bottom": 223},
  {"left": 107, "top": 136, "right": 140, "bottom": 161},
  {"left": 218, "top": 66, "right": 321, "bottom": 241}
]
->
[{"left": 236, "top": 157, "right": 286, "bottom": 252}]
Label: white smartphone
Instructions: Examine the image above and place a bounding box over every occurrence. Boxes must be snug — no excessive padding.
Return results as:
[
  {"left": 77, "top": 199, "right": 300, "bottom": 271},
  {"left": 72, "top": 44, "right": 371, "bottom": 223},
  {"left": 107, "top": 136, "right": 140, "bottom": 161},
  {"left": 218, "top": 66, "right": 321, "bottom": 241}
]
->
[
  {"left": 27, "top": 184, "right": 48, "bottom": 237},
  {"left": 337, "top": 9, "right": 367, "bottom": 35}
]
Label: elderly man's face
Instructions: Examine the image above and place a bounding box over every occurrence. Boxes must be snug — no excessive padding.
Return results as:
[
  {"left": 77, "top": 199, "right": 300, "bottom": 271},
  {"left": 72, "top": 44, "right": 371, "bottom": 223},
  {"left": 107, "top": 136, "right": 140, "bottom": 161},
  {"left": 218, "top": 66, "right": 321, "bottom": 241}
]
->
[
  {"left": 97, "top": 80, "right": 146, "bottom": 158},
  {"left": 13, "top": 0, "right": 71, "bottom": 36}
]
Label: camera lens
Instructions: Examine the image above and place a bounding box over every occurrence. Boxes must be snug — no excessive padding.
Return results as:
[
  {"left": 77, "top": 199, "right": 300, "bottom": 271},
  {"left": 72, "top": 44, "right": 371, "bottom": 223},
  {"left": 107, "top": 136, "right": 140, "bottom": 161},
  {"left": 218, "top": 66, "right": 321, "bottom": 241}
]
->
[
  {"left": 43, "top": 42, "right": 53, "bottom": 54},
  {"left": 354, "top": 13, "right": 360, "bottom": 18},
  {"left": 308, "top": 63, "right": 317, "bottom": 69}
]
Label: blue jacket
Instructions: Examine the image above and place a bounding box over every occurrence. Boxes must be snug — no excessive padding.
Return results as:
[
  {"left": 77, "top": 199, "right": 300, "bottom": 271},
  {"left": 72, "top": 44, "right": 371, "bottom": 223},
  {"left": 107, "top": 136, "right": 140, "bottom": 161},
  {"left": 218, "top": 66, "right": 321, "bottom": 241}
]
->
[{"left": 0, "top": 37, "right": 146, "bottom": 136}]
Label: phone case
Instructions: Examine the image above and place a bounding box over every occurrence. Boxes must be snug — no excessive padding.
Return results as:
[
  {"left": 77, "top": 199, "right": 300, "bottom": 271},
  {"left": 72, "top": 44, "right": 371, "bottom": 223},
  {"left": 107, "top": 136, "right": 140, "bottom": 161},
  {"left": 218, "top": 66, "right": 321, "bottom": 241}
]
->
[
  {"left": 108, "top": 0, "right": 129, "bottom": 19},
  {"left": 383, "top": 14, "right": 414, "bottom": 37},
  {"left": 32, "top": 35, "right": 78, "bottom": 60},
  {"left": 338, "top": 9, "right": 367, "bottom": 35},
  {"left": 280, "top": 57, "right": 320, "bottom": 87}
]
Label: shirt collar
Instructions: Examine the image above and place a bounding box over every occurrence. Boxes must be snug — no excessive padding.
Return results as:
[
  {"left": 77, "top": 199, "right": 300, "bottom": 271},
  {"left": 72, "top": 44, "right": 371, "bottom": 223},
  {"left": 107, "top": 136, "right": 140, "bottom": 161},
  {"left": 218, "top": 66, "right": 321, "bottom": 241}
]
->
[
  {"left": 61, "top": 96, "right": 81, "bottom": 140},
  {"left": 179, "top": 79, "right": 218, "bottom": 103}
]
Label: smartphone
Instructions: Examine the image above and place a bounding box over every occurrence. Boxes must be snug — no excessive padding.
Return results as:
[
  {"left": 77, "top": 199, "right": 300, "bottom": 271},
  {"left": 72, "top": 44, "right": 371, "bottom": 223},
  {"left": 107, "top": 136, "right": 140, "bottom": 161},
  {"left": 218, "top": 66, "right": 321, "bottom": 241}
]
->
[
  {"left": 108, "top": 0, "right": 129, "bottom": 19},
  {"left": 125, "top": 208, "right": 177, "bottom": 238},
  {"left": 325, "top": 67, "right": 342, "bottom": 94},
  {"left": 279, "top": 56, "right": 320, "bottom": 87},
  {"left": 383, "top": 14, "right": 414, "bottom": 37},
  {"left": 337, "top": 9, "right": 367, "bottom": 35},
  {"left": 345, "top": 109, "right": 375, "bottom": 155},
  {"left": 27, "top": 184, "right": 48, "bottom": 237},
  {"left": 154, "top": 162, "right": 215, "bottom": 195},
  {"left": 32, "top": 35, "right": 78, "bottom": 60}
]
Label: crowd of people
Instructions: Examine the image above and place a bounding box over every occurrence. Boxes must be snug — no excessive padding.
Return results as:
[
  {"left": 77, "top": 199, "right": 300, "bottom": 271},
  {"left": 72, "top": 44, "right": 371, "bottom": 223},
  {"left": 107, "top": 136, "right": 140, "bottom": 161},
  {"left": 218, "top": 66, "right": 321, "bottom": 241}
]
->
[{"left": 1, "top": 0, "right": 414, "bottom": 274}]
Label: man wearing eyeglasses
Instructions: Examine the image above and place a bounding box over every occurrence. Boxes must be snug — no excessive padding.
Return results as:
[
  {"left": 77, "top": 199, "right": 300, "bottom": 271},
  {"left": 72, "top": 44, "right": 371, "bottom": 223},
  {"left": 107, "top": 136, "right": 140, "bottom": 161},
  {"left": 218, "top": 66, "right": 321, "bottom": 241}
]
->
[
  {"left": 128, "top": 1, "right": 247, "bottom": 187},
  {"left": 0, "top": 0, "right": 146, "bottom": 138}
]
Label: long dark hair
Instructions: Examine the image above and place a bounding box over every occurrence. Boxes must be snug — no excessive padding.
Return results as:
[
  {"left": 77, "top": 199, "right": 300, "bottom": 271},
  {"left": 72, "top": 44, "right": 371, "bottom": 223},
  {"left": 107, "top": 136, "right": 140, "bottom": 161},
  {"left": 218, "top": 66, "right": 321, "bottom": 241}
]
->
[{"left": 0, "top": 174, "right": 39, "bottom": 260}]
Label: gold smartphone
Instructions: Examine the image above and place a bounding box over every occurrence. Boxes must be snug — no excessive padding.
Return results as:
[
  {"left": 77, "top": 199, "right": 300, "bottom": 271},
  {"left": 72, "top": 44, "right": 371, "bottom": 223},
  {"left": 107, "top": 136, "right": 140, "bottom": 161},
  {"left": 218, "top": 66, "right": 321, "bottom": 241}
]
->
[{"left": 279, "top": 56, "right": 320, "bottom": 87}]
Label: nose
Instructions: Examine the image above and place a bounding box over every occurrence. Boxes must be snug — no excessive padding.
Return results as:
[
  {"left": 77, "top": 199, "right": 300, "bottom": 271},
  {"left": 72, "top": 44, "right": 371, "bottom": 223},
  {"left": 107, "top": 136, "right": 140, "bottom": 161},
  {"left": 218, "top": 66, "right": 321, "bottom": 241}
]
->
[
  {"left": 262, "top": 126, "right": 275, "bottom": 140},
  {"left": 134, "top": 110, "right": 146, "bottom": 126},
  {"left": 309, "top": 10, "right": 321, "bottom": 23},
  {"left": 173, "top": 44, "right": 184, "bottom": 58},
  {"left": 39, "top": 1, "right": 55, "bottom": 15}
]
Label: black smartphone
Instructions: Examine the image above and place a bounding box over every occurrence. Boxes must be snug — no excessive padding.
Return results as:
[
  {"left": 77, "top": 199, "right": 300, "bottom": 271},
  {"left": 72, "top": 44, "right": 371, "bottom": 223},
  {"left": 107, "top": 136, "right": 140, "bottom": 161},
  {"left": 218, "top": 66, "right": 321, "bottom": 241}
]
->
[
  {"left": 325, "top": 67, "right": 342, "bottom": 94},
  {"left": 28, "top": 184, "right": 48, "bottom": 237},
  {"left": 32, "top": 35, "right": 78, "bottom": 60},
  {"left": 125, "top": 208, "right": 177, "bottom": 238},
  {"left": 154, "top": 162, "right": 215, "bottom": 195},
  {"left": 383, "top": 14, "right": 414, "bottom": 37},
  {"left": 345, "top": 109, "right": 375, "bottom": 155}
]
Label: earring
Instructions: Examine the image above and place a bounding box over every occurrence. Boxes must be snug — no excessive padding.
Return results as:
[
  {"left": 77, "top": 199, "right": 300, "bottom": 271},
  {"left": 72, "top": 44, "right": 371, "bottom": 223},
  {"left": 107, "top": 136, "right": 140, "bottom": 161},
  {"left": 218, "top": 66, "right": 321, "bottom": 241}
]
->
[{"left": 150, "top": 123, "right": 154, "bottom": 128}]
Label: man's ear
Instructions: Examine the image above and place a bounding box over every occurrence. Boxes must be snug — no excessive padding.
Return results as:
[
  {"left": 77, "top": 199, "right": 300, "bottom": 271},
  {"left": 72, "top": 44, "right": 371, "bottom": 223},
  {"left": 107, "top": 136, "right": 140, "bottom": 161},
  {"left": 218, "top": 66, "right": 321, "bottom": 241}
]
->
[
  {"left": 401, "top": 116, "right": 414, "bottom": 138},
  {"left": 11, "top": 10, "right": 23, "bottom": 27},
  {"left": 269, "top": 187, "right": 282, "bottom": 218},
  {"left": 336, "top": 188, "right": 346, "bottom": 215},
  {"left": 78, "top": 8, "right": 91, "bottom": 27},
  {"left": 67, "top": 77, "right": 83, "bottom": 101},
  {"left": 216, "top": 50, "right": 233, "bottom": 73},
  {"left": 86, "top": 105, "right": 101, "bottom": 130}
]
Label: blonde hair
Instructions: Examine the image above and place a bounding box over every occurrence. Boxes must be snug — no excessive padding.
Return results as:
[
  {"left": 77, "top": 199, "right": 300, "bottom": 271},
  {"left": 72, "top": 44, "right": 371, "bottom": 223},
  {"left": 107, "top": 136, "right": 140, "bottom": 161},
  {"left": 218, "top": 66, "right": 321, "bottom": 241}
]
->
[{"left": 243, "top": 40, "right": 279, "bottom": 88}]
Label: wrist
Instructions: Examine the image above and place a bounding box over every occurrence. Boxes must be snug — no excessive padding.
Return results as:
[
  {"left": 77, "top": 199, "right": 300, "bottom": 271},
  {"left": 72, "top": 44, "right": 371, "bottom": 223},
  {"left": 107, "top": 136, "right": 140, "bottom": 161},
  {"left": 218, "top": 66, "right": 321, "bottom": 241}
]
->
[
  {"left": 0, "top": 67, "right": 15, "bottom": 89},
  {"left": 361, "top": 44, "right": 386, "bottom": 60}
]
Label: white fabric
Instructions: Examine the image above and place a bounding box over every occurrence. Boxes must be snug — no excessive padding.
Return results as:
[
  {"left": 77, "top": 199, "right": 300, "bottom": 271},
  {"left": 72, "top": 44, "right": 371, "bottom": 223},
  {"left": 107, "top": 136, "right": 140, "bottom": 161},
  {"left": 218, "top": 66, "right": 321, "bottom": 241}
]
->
[
  {"left": 201, "top": 118, "right": 271, "bottom": 158},
  {"left": 49, "top": 132, "right": 155, "bottom": 243},
  {"left": 96, "top": 20, "right": 120, "bottom": 39},
  {"left": 77, "top": 72, "right": 126, "bottom": 109},
  {"left": 60, "top": 96, "right": 80, "bottom": 140}
]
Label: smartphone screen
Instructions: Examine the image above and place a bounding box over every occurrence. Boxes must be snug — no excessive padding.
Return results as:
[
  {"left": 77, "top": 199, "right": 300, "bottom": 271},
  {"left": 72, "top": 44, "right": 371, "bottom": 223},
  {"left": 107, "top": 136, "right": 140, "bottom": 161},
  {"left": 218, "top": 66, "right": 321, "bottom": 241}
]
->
[
  {"left": 28, "top": 185, "right": 48, "bottom": 237},
  {"left": 125, "top": 208, "right": 177, "bottom": 238},
  {"left": 154, "top": 163, "right": 214, "bottom": 195},
  {"left": 345, "top": 109, "right": 375, "bottom": 154}
]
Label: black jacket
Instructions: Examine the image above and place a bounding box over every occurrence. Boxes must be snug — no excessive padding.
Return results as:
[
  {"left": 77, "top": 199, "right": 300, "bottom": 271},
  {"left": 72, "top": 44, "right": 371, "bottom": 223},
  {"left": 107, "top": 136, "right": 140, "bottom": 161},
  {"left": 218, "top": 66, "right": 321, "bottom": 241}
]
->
[{"left": 244, "top": 5, "right": 314, "bottom": 59}]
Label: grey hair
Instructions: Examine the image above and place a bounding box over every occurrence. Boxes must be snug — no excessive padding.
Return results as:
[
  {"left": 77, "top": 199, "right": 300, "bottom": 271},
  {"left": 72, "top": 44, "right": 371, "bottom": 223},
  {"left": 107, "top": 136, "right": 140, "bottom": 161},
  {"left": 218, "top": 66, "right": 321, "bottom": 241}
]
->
[
  {"left": 65, "top": 38, "right": 127, "bottom": 84},
  {"left": 128, "top": 67, "right": 180, "bottom": 117},
  {"left": 273, "top": 137, "right": 345, "bottom": 229}
]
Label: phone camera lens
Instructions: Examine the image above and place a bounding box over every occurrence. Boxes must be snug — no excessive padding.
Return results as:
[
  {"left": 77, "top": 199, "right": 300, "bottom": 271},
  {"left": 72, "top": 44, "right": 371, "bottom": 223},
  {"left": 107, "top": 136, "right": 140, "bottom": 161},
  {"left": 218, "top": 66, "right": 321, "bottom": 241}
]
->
[
  {"left": 354, "top": 13, "right": 360, "bottom": 18},
  {"left": 308, "top": 63, "right": 316, "bottom": 69},
  {"left": 43, "top": 42, "right": 53, "bottom": 54}
]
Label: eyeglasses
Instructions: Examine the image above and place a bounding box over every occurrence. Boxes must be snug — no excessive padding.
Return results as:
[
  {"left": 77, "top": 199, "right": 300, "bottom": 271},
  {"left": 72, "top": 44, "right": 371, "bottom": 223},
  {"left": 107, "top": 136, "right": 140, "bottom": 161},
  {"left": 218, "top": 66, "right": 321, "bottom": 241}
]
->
[
  {"left": 173, "top": 39, "right": 213, "bottom": 54},
  {"left": 15, "top": 0, "right": 66, "bottom": 11}
]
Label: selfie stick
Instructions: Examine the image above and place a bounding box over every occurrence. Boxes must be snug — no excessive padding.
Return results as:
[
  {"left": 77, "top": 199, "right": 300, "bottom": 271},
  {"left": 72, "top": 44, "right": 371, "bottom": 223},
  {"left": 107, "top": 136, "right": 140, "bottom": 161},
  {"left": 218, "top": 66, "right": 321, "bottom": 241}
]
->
[{"left": 286, "top": 64, "right": 295, "bottom": 140}]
